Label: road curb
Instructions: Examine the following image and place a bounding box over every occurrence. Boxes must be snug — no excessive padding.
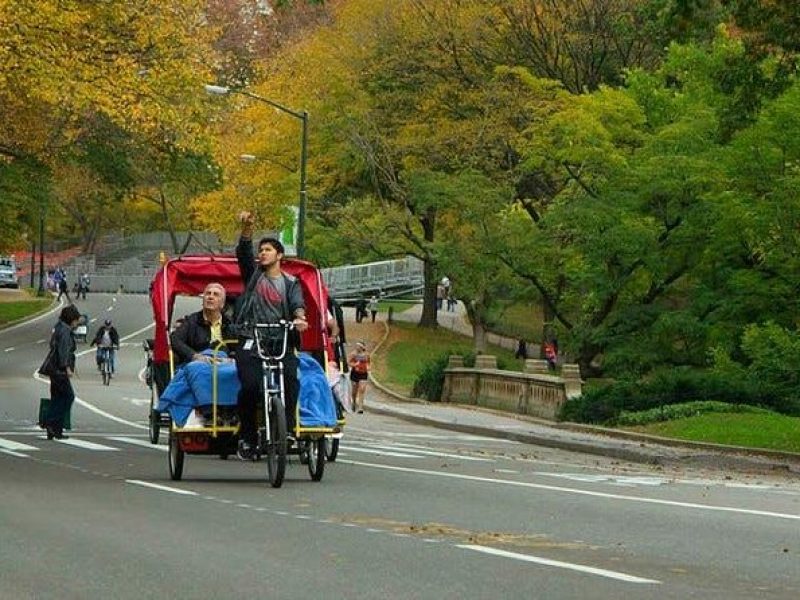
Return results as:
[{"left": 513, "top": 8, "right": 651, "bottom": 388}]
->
[{"left": 366, "top": 318, "right": 800, "bottom": 474}]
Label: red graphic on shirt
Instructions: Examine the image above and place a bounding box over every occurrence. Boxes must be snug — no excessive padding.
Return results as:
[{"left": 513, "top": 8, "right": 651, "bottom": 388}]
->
[{"left": 256, "top": 278, "right": 282, "bottom": 304}]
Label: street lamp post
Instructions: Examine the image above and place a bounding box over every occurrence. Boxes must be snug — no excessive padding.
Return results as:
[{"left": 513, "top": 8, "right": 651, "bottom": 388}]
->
[
  {"left": 37, "top": 211, "right": 45, "bottom": 295},
  {"left": 205, "top": 84, "right": 309, "bottom": 258}
]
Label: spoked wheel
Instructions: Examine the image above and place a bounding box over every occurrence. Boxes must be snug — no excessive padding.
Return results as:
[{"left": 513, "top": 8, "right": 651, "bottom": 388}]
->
[
  {"left": 148, "top": 388, "right": 160, "bottom": 444},
  {"left": 265, "top": 396, "right": 287, "bottom": 488},
  {"left": 325, "top": 437, "right": 340, "bottom": 462},
  {"left": 306, "top": 438, "right": 325, "bottom": 482},
  {"left": 168, "top": 432, "right": 184, "bottom": 481}
]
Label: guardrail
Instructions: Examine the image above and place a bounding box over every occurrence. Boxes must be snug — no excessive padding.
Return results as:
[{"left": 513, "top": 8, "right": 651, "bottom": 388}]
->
[{"left": 442, "top": 356, "right": 582, "bottom": 420}]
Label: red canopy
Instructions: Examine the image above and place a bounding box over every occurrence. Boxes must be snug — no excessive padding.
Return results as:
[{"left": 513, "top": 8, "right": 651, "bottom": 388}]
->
[{"left": 150, "top": 254, "right": 330, "bottom": 363}]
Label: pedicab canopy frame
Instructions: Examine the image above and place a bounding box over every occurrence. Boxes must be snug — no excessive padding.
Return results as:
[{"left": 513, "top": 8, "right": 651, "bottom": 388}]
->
[{"left": 150, "top": 254, "right": 331, "bottom": 370}]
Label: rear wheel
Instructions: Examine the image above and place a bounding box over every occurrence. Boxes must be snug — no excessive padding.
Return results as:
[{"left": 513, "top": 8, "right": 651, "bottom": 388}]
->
[
  {"left": 265, "top": 395, "right": 287, "bottom": 488},
  {"left": 325, "top": 437, "right": 340, "bottom": 462},
  {"left": 168, "top": 432, "right": 184, "bottom": 480},
  {"left": 148, "top": 387, "right": 160, "bottom": 444},
  {"left": 307, "top": 438, "right": 325, "bottom": 481}
]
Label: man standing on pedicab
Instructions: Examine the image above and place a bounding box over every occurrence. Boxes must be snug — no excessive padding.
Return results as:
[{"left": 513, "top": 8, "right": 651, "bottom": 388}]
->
[{"left": 233, "top": 210, "right": 309, "bottom": 461}]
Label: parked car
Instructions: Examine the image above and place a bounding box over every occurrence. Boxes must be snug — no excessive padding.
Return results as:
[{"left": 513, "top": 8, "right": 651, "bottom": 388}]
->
[{"left": 0, "top": 257, "right": 19, "bottom": 289}]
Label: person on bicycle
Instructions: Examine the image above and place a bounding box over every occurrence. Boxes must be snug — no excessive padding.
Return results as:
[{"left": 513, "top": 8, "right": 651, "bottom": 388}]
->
[
  {"left": 91, "top": 319, "right": 119, "bottom": 375},
  {"left": 170, "top": 282, "right": 232, "bottom": 367},
  {"left": 233, "top": 210, "right": 308, "bottom": 460}
]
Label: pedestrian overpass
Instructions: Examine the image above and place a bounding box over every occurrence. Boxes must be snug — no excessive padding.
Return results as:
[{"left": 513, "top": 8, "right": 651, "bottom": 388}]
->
[{"left": 321, "top": 257, "right": 424, "bottom": 302}]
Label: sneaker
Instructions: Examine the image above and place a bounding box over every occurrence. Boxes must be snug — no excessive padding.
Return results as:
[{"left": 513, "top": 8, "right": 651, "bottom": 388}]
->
[
  {"left": 357, "top": 409, "right": 364, "bottom": 414},
  {"left": 237, "top": 439, "right": 256, "bottom": 461}
]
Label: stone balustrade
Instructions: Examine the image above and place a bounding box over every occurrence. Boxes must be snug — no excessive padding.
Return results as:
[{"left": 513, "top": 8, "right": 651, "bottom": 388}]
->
[{"left": 441, "top": 354, "right": 583, "bottom": 420}]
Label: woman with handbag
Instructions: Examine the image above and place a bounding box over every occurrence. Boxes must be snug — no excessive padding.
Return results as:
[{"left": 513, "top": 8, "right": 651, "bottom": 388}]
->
[{"left": 41, "top": 305, "right": 81, "bottom": 439}]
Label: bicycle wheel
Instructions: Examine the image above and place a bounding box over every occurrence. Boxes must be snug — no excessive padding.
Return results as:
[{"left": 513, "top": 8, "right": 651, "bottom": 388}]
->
[
  {"left": 307, "top": 438, "right": 325, "bottom": 482},
  {"left": 102, "top": 367, "right": 110, "bottom": 386},
  {"left": 168, "top": 432, "right": 184, "bottom": 481},
  {"left": 325, "top": 437, "right": 339, "bottom": 462},
  {"left": 265, "top": 394, "right": 287, "bottom": 488},
  {"left": 148, "top": 387, "right": 160, "bottom": 445}
]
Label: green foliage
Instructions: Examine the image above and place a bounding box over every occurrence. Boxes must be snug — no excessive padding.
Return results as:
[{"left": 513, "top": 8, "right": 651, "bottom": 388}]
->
[
  {"left": 615, "top": 400, "right": 770, "bottom": 426},
  {"left": 411, "top": 353, "right": 450, "bottom": 401},
  {"left": 560, "top": 367, "right": 798, "bottom": 425}
]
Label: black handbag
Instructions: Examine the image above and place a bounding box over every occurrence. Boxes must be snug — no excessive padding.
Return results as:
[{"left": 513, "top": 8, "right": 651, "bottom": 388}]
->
[{"left": 38, "top": 347, "right": 58, "bottom": 377}]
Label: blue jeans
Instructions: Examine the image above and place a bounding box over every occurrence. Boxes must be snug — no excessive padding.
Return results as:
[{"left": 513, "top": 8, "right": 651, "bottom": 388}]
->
[{"left": 97, "top": 347, "right": 116, "bottom": 372}]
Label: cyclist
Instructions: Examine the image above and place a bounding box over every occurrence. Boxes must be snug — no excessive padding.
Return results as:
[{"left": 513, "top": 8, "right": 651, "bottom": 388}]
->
[
  {"left": 233, "top": 210, "right": 308, "bottom": 460},
  {"left": 91, "top": 319, "right": 119, "bottom": 376}
]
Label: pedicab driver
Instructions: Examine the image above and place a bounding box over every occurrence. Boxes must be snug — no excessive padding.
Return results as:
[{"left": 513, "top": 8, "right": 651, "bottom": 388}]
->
[{"left": 234, "top": 210, "right": 308, "bottom": 460}]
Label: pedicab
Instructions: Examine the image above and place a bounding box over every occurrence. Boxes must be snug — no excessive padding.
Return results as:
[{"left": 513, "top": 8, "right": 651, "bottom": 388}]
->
[{"left": 145, "top": 253, "right": 344, "bottom": 487}]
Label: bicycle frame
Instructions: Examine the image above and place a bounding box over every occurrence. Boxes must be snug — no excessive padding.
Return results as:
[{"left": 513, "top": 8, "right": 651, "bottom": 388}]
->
[{"left": 253, "top": 322, "right": 294, "bottom": 442}]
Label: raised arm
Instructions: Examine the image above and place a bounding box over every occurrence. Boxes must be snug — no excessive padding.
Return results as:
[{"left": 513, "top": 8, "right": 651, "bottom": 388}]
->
[{"left": 236, "top": 211, "right": 256, "bottom": 287}]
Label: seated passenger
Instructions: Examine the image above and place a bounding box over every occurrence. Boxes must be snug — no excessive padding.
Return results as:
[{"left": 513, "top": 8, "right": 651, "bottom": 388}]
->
[{"left": 170, "top": 282, "right": 232, "bottom": 366}]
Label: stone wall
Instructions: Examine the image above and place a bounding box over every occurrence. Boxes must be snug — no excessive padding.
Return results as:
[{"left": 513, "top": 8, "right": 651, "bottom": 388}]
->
[{"left": 441, "top": 355, "right": 582, "bottom": 420}]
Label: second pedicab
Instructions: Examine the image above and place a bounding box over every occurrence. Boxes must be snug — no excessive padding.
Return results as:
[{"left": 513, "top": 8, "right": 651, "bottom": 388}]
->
[{"left": 145, "top": 253, "right": 345, "bottom": 487}]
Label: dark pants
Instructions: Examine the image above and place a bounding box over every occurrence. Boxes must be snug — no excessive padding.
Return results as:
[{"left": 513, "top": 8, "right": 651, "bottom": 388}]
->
[
  {"left": 235, "top": 350, "right": 298, "bottom": 444},
  {"left": 48, "top": 373, "right": 74, "bottom": 433}
]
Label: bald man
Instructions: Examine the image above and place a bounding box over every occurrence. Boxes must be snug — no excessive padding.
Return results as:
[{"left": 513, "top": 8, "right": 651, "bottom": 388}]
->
[{"left": 170, "top": 282, "right": 233, "bottom": 366}]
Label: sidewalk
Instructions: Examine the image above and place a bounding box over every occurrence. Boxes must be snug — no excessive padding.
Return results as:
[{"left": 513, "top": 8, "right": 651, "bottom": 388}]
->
[{"left": 359, "top": 302, "right": 800, "bottom": 476}]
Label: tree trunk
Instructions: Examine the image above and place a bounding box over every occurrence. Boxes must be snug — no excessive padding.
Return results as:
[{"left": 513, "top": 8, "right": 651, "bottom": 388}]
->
[
  {"left": 472, "top": 320, "right": 488, "bottom": 353},
  {"left": 419, "top": 257, "right": 438, "bottom": 327},
  {"left": 417, "top": 207, "right": 438, "bottom": 327}
]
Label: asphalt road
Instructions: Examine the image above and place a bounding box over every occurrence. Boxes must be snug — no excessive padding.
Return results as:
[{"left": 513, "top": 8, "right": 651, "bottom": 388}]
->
[{"left": 1, "top": 293, "right": 799, "bottom": 599}]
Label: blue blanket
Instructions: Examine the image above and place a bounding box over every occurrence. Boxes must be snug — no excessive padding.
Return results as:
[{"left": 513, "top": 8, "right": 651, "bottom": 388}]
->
[
  {"left": 157, "top": 351, "right": 338, "bottom": 429},
  {"left": 297, "top": 353, "right": 338, "bottom": 428},
  {"left": 157, "top": 350, "right": 240, "bottom": 427}
]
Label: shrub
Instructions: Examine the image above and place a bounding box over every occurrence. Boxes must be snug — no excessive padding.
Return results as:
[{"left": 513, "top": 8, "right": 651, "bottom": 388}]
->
[
  {"left": 411, "top": 353, "right": 451, "bottom": 401},
  {"left": 559, "top": 367, "right": 800, "bottom": 425},
  {"left": 615, "top": 401, "right": 772, "bottom": 427}
]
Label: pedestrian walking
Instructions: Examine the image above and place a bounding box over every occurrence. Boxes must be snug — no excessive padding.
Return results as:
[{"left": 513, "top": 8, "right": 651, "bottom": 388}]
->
[
  {"left": 355, "top": 296, "right": 367, "bottom": 323},
  {"left": 77, "top": 273, "right": 90, "bottom": 300},
  {"left": 368, "top": 294, "right": 379, "bottom": 323},
  {"left": 348, "top": 341, "right": 370, "bottom": 413},
  {"left": 55, "top": 267, "right": 72, "bottom": 303},
  {"left": 39, "top": 305, "right": 81, "bottom": 439},
  {"left": 515, "top": 338, "right": 528, "bottom": 360}
]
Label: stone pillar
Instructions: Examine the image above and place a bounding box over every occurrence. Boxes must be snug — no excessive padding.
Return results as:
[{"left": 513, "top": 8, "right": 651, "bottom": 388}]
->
[
  {"left": 561, "top": 363, "right": 583, "bottom": 399},
  {"left": 474, "top": 354, "right": 497, "bottom": 370},
  {"left": 524, "top": 359, "right": 549, "bottom": 375},
  {"left": 448, "top": 355, "right": 464, "bottom": 368}
]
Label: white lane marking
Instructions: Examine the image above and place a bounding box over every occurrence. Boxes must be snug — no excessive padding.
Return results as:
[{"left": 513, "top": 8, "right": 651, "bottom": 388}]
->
[
  {"left": 364, "top": 442, "right": 492, "bottom": 462},
  {"left": 36, "top": 339, "right": 47, "bottom": 344},
  {"left": 55, "top": 438, "right": 119, "bottom": 451},
  {"left": 458, "top": 545, "right": 660, "bottom": 585},
  {"left": 106, "top": 436, "right": 167, "bottom": 451},
  {"left": 0, "top": 437, "right": 40, "bottom": 451},
  {"left": 537, "top": 473, "right": 667, "bottom": 486},
  {"left": 90, "top": 318, "right": 98, "bottom": 324},
  {"left": 123, "top": 397, "right": 151, "bottom": 407},
  {"left": 0, "top": 449, "right": 30, "bottom": 458},
  {"left": 126, "top": 480, "right": 197, "bottom": 496},
  {"left": 4, "top": 347, "right": 15, "bottom": 352},
  {"left": 340, "top": 460, "right": 800, "bottom": 522},
  {"left": 106, "top": 306, "right": 113, "bottom": 312},
  {"left": 494, "top": 469, "right": 519, "bottom": 474},
  {"left": 348, "top": 428, "right": 516, "bottom": 443},
  {"left": 340, "top": 446, "right": 422, "bottom": 459}
]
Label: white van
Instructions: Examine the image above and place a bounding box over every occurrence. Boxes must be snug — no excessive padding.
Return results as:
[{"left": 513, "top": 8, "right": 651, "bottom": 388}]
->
[{"left": 0, "top": 256, "right": 20, "bottom": 289}]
